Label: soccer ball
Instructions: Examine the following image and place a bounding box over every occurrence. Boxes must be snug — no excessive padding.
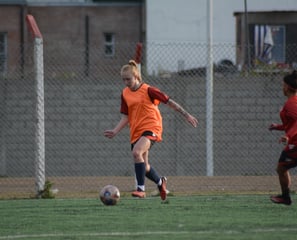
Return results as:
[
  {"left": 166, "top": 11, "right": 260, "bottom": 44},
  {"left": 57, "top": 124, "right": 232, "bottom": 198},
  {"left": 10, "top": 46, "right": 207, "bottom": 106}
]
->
[{"left": 99, "top": 185, "right": 120, "bottom": 206}]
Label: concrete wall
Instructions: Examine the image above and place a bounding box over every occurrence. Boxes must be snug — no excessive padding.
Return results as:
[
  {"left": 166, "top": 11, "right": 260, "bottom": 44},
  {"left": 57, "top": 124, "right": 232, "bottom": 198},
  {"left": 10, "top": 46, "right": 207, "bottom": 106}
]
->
[{"left": 0, "top": 71, "right": 285, "bottom": 177}]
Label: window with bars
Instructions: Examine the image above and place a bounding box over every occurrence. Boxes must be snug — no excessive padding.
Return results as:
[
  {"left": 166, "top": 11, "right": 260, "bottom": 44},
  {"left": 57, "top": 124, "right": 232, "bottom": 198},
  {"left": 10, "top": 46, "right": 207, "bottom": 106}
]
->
[{"left": 104, "top": 33, "right": 115, "bottom": 57}]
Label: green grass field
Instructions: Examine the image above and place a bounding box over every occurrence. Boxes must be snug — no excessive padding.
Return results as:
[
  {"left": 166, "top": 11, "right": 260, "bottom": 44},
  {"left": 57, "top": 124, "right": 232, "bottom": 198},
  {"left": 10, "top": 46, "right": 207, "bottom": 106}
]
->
[{"left": 1, "top": 195, "right": 297, "bottom": 240}]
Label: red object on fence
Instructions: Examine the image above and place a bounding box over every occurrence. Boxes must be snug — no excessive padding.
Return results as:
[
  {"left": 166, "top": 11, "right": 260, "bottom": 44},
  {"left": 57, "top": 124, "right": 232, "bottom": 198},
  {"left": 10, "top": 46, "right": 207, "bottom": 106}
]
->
[
  {"left": 134, "top": 42, "right": 142, "bottom": 64},
  {"left": 26, "top": 14, "right": 43, "bottom": 39}
]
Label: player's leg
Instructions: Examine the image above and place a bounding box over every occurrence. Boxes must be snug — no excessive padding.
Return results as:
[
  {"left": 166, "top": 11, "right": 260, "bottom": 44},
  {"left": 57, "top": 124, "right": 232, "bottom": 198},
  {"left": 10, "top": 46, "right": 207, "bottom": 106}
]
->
[
  {"left": 142, "top": 145, "right": 167, "bottom": 200},
  {"left": 132, "top": 131, "right": 160, "bottom": 184},
  {"left": 277, "top": 164, "right": 291, "bottom": 197},
  {"left": 143, "top": 150, "right": 158, "bottom": 183},
  {"left": 270, "top": 150, "right": 297, "bottom": 205},
  {"left": 131, "top": 136, "right": 151, "bottom": 198},
  {"left": 271, "top": 164, "right": 292, "bottom": 205},
  {"left": 132, "top": 131, "right": 168, "bottom": 200},
  {"left": 144, "top": 152, "right": 167, "bottom": 200}
]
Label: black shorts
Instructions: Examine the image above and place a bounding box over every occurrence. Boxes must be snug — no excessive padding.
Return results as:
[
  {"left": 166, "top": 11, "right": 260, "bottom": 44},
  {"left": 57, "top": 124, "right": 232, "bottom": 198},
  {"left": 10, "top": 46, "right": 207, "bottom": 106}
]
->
[
  {"left": 131, "top": 131, "right": 156, "bottom": 151},
  {"left": 278, "top": 148, "right": 297, "bottom": 169}
]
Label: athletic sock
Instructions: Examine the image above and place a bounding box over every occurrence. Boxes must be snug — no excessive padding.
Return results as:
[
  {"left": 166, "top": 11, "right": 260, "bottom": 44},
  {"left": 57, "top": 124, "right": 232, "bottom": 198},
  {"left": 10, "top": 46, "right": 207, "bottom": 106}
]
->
[
  {"left": 135, "top": 162, "right": 145, "bottom": 191},
  {"left": 145, "top": 166, "right": 161, "bottom": 185},
  {"left": 283, "top": 188, "right": 290, "bottom": 198}
]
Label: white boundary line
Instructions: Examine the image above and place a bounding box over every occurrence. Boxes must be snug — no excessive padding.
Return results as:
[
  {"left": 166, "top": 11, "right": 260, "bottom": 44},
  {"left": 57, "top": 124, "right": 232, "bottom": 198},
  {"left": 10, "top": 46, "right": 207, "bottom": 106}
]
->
[{"left": 1, "top": 228, "right": 297, "bottom": 239}]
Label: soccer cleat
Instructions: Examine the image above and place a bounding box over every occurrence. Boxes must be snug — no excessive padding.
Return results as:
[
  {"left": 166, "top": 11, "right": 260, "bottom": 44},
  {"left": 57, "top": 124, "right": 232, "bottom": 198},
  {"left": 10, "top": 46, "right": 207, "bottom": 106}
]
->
[
  {"left": 270, "top": 195, "right": 292, "bottom": 205},
  {"left": 158, "top": 176, "right": 167, "bottom": 201},
  {"left": 132, "top": 191, "right": 146, "bottom": 198}
]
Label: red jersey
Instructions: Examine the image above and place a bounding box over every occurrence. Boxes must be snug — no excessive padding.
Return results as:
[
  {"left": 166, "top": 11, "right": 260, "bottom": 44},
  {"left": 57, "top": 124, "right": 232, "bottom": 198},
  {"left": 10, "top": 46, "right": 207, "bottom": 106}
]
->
[
  {"left": 121, "top": 83, "right": 169, "bottom": 143},
  {"left": 275, "top": 95, "right": 297, "bottom": 147}
]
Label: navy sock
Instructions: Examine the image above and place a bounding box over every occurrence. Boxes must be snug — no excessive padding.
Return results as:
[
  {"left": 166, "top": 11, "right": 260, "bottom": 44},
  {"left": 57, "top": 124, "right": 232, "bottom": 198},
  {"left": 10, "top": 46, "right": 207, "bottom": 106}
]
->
[
  {"left": 135, "top": 162, "right": 145, "bottom": 191},
  {"left": 145, "top": 166, "right": 160, "bottom": 185},
  {"left": 283, "top": 188, "right": 290, "bottom": 198}
]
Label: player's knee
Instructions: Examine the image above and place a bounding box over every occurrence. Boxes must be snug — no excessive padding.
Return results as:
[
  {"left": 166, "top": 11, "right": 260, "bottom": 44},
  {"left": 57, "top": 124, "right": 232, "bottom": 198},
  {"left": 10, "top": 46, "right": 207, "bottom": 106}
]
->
[
  {"left": 276, "top": 165, "right": 286, "bottom": 175},
  {"left": 132, "top": 149, "right": 142, "bottom": 162},
  {"left": 145, "top": 163, "right": 150, "bottom": 172}
]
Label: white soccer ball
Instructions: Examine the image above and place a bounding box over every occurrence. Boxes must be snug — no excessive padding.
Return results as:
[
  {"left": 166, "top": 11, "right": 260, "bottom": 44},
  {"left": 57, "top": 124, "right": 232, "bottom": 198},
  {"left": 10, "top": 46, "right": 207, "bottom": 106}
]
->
[{"left": 99, "top": 185, "right": 120, "bottom": 206}]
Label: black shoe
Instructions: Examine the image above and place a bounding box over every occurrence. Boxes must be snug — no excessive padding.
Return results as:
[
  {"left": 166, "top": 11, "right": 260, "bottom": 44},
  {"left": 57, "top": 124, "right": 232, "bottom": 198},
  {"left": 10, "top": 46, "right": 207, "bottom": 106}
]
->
[{"left": 270, "top": 194, "right": 292, "bottom": 205}]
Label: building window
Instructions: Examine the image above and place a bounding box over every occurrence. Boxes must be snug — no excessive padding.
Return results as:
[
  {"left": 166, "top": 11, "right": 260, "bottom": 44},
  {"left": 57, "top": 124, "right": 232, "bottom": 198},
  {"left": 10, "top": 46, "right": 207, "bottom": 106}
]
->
[
  {"left": 104, "top": 33, "right": 115, "bottom": 57},
  {"left": 0, "top": 33, "right": 7, "bottom": 73},
  {"left": 254, "top": 25, "right": 285, "bottom": 64}
]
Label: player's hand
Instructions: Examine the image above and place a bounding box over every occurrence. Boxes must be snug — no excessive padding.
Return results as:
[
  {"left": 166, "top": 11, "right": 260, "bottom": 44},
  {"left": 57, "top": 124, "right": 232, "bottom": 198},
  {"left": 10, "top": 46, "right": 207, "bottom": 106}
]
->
[
  {"left": 279, "top": 135, "right": 289, "bottom": 145},
  {"left": 187, "top": 115, "right": 198, "bottom": 128},
  {"left": 269, "top": 123, "right": 278, "bottom": 131},
  {"left": 104, "top": 130, "right": 116, "bottom": 139}
]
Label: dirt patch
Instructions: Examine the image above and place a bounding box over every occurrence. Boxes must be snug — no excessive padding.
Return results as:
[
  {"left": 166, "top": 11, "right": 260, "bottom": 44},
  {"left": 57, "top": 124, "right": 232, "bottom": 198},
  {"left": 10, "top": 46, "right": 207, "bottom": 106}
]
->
[{"left": 1, "top": 175, "right": 294, "bottom": 199}]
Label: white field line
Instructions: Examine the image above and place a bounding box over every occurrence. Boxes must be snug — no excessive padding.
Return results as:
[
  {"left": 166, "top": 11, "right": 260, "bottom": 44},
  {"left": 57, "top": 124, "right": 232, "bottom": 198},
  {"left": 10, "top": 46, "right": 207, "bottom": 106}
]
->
[{"left": 1, "top": 228, "right": 297, "bottom": 239}]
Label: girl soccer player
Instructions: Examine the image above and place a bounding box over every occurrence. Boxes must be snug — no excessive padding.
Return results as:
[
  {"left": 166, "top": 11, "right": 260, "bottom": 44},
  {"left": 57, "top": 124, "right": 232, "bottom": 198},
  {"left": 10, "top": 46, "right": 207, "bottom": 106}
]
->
[
  {"left": 269, "top": 70, "right": 297, "bottom": 205},
  {"left": 104, "top": 60, "right": 198, "bottom": 200}
]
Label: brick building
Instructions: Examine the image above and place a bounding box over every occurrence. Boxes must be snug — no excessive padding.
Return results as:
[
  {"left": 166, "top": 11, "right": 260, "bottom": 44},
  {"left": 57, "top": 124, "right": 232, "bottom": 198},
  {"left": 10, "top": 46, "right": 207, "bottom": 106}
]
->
[{"left": 0, "top": 0, "right": 144, "bottom": 76}]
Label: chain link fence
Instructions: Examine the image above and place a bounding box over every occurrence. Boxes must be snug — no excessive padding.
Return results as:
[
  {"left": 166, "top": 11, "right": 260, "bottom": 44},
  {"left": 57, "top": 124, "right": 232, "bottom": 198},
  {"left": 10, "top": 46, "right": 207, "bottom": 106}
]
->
[{"left": 1, "top": 40, "right": 297, "bottom": 198}]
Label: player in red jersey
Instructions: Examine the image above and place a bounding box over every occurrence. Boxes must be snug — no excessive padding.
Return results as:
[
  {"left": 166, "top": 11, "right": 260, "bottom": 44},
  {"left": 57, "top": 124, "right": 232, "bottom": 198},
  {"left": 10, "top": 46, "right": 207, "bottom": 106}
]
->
[
  {"left": 269, "top": 70, "right": 297, "bottom": 205},
  {"left": 104, "top": 60, "right": 198, "bottom": 200}
]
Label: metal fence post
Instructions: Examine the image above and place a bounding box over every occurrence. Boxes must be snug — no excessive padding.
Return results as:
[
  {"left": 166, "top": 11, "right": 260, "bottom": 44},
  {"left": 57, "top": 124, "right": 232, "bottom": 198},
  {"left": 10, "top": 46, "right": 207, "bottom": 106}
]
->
[
  {"left": 206, "top": 0, "right": 214, "bottom": 176},
  {"left": 26, "top": 15, "right": 45, "bottom": 196}
]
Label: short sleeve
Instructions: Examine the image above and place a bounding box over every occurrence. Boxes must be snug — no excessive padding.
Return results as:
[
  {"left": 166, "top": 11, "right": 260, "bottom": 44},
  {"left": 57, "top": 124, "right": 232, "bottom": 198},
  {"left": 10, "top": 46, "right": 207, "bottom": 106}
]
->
[
  {"left": 120, "top": 94, "right": 128, "bottom": 115},
  {"left": 148, "top": 86, "right": 169, "bottom": 104}
]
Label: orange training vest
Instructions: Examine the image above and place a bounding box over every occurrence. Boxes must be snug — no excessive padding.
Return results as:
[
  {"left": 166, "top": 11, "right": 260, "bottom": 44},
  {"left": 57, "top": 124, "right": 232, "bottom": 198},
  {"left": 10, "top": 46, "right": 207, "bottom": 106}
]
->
[{"left": 122, "top": 83, "right": 163, "bottom": 143}]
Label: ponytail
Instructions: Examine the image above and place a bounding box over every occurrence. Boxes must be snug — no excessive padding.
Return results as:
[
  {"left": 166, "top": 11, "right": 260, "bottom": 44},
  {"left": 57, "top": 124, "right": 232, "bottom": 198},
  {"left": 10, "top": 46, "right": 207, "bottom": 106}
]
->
[
  {"left": 121, "top": 60, "right": 142, "bottom": 82},
  {"left": 128, "top": 60, "right": 138, "bottom": 68}
]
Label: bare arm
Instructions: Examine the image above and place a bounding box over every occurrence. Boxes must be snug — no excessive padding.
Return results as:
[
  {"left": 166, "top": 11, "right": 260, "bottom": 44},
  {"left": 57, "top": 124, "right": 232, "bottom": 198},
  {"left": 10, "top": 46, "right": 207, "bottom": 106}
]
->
[
  {"left": 104, "top": 114, "right": 129, "bottom": 138},
  {"left": 166, "top": 99, "right": 198, "bottom": 127},
  {"left": 269, "top": 123, "right": 284, "bottom": 131}
]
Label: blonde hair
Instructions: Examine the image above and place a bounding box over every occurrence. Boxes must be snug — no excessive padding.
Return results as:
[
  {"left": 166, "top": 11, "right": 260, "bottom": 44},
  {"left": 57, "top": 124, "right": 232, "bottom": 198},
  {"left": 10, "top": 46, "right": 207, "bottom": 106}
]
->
[{"left": 121, "top": 60, "right": 142, "bottom": 82}]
